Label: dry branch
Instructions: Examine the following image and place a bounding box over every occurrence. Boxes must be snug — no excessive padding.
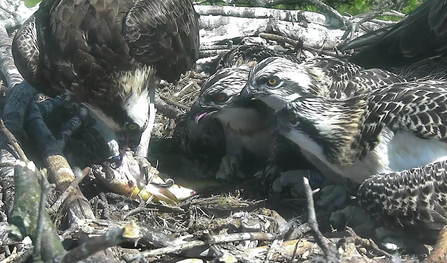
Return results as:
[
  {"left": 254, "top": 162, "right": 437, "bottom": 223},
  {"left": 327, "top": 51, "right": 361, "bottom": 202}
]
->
[
  {"left": 11, "top": 163, "right": 65, "bottom": 261},
  {"left": 125, "top": 231, "right": 277, "bottom": 261},
  {"left": 265, "top": 19, "right": 348, "bottom": 50},
  {"left": 426, "top": 227, "right": 447, "bottom": 263},
  {"left": 302, "top": 177, "right": 338, "bottom": 261},
  {"left": 197, "top": 4, "right": 396, "bottom": 52},
  {"left": 0, "top": 119, "right": 27, "bottom": 162},
  {"left": 57, "top": 222, "right": 140, "bottom": 263},
  {"left": 60, "top": 218, "right": 178, "bottom": 249},
  {"left": 49, "top": 167, "right": 90, "bottom": 214},
  {"left": 195, "top": 5, "right": 342, "bottom": 27},
  {"left": 0, "top": 24, "right": 23, "bottom": 90}
]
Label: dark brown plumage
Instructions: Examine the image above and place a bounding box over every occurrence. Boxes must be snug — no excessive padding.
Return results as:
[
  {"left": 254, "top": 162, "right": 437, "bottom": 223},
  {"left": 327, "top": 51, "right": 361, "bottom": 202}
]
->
[
  {"left": 13, "top": 0, "right": 199, "bottom": 134},
  {"left": 346, "top": 0, "right": 447, "bottom": 70}
]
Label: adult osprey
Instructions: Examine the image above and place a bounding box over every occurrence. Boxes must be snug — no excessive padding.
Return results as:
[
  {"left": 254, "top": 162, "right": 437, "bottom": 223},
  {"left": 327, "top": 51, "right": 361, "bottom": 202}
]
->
[
  {"left": 275, "top": 81, "right": 447, "bottom": 241},
  {"left": 12, "top": 0, "right": 200, "bottom": 159}
]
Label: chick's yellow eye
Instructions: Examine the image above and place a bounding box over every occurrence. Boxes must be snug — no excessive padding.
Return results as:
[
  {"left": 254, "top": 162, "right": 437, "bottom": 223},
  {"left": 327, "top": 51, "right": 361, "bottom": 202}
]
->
[
  {"left": 127, "top": 123, "right": 138, "bottom": 130},
  {"left": 216, "top": 94, "right": 227, "bottom": 102},
  {"left": 268, "top": 78, "right": 278, "bottom": 86}
]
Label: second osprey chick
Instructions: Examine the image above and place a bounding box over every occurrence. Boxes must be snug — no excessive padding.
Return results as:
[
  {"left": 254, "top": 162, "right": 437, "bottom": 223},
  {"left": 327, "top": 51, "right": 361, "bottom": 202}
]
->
[{"left": 275, "top": 81, "right": 447, "bottom": 183}]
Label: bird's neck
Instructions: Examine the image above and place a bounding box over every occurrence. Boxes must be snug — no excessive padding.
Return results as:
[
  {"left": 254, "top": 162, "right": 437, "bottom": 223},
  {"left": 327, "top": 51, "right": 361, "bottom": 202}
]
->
[
  {"left": 293, "top": 98, "right": 368, "bottom": 166},
  {"left": 304, "top": 67, "right": 334, "bottom": 96},
  {"left": 116, "top": 66, "right": 154, "bottom": 97}
]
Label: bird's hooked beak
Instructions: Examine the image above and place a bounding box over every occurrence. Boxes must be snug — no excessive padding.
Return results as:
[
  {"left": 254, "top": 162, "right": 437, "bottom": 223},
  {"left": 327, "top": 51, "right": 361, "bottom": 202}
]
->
[
  {"left": 273, "top": 108, "right": 292, "bottom": 134},
  {"left": 189, "top": 101, "right": 218, "bottom": 123},
  {"left": 126, "top": 128, "right": 144, "bottom": 148},
  {"left": 239, "top": 84, "right": 253, "bottom": 101}
]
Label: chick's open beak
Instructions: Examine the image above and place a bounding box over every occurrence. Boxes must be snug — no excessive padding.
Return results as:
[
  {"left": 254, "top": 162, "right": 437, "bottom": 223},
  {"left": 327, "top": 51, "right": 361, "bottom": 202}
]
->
[{"left": 189, "top": 101, "right": 218, "bottom": 123}]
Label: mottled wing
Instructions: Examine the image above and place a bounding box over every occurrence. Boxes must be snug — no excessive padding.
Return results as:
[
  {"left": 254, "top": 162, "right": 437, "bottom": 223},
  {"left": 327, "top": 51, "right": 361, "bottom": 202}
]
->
[
  {"left": 328, "top": 68, "right": 406, "bottom": 99},
  {"left": 200, "top": 67, "right": 250, "bottom": 98},
  {"left": 356, "top": 81, "right": 447, "bottom": 160},
  {"left": 213, "top": 45, "right": 301, "bottom": 74},
  {"left": 12, "top": 15, "right": 43, "bottom": 91},
  {"left": 305, "top": 57, "right": 362, "bottom": 82},
  {"left": 395, "top": 55, "right": 447, "bottom": 81},
  {"left": 125, "top": 0, "right": 200, "bottom": 82},
  {"left": 358, "top": 161, "right": 447, "bottom": 242},
  {"left": 30, "top": 0, "right": 135, "bottom": 103}
]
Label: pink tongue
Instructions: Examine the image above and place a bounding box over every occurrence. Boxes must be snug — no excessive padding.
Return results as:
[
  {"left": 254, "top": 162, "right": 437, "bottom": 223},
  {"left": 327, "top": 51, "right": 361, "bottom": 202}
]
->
[{"left": 195, "top": 112, "right": 209, "bottom": 123}]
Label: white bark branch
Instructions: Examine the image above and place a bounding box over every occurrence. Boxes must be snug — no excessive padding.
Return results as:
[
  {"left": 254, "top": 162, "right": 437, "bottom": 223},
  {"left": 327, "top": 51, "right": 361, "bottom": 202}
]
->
[
  {"left": 195, "top": 5, "right": 341, "bottom": 27},
  {"left": 0, "top": 0, "right": 37, "bottom": 30}
]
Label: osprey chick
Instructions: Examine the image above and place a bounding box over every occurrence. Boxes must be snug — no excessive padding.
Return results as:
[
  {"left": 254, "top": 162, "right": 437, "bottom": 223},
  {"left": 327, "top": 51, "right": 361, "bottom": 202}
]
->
[
  {"left": 180, "top": 45, "right": 310, "bottom": 180},
  {"left": 240, "top": 57, "right": 405, "bottom": 111},
  {"left": 13, "top": 0, "right": 199, "bottom": 158},
  {"left": 275, "top": 81, "right": 447, "bottom": 239},
  {"left": 188, "top": 65, "right": 274, "bottom": 180},
  {"left": 275, "top": 81, "right": 447, "bottom": 183}
]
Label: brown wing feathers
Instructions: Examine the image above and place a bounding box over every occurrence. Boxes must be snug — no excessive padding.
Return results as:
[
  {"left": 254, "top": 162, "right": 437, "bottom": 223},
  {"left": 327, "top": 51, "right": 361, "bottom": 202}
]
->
[
  {"left": 125, "top": 0, "right": 200, "bottom": 82},
  {"left": 13, "top": 0, "right": 199, "bottom": 100}
]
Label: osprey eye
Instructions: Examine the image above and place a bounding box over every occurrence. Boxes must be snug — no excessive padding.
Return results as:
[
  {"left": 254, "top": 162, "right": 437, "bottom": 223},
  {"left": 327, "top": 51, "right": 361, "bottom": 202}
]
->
[
  {"left": 267, "top": 77, "right": 278, "bottom": 86},
  {"left": 288, "top": 113, "right": 297, "bottom": 124},
  {"left": 216, "top": 93, "right": 228, "bottom": 102},
  {"left": 127, "top": 123, "right": 139, "bottom": 130}
]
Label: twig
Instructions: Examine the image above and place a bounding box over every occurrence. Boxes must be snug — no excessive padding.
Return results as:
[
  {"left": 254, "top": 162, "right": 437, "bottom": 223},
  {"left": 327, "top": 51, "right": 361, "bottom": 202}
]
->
[
  {"left": 200, "top": 44, "right": 241, "bottom": 51},
  {"left": 353, "top": 1, "right": 396, "bottom": 25},
  {"left": 339, "top": 0, "right": 403, "bottom": 44},
  {"left": 123, "top": 206, "right": 157, "bottom": 220},
  {"left": 0, "top": 119, "right": 28, "bottom": 162},
  {"left": 200, "top": 49, "right": 231, "bottom": 58},
  {"left": 11, "top": 163, "right": 66, "bottom": 261},
  {"left": 125, "top": 232, "right": 276, "bottom": 261},
  {"left": 195, "top": 5, "right": 325, "bottom": 23},
  {"left": 382, "top": 10, "right": 405, "bottom": 18},
  {"left": 0, "top": 24, "right": 23, "bottom": 90},
  {"left": 302, "top": 0, "right": 351, "bottom": 29},
  {"left": 289, "top": 236, "right": 303, "bottom": 263},
  {"left": 33, "top": 175, "right": 54, "bottom": 262},
  {"left": 259, "top": 33, "right": 301, "bottom": 49},
  {"left": 57, "top": 222, "right": 140, "bottom": 263},
  {"left": 154, "top": 94, "right": 186, "bottom": 120},
  {"left": 158, "top": 94, "right": 190, "bottom": 111},
  {"left": 426, "top": 226, "right": 447, "bottom": 262},
  {"left": 49, "top": 167, "right": 90, "bottom": 214},
  {"left": 302, "top": 177, "right": 338, "bottom": 261}
]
